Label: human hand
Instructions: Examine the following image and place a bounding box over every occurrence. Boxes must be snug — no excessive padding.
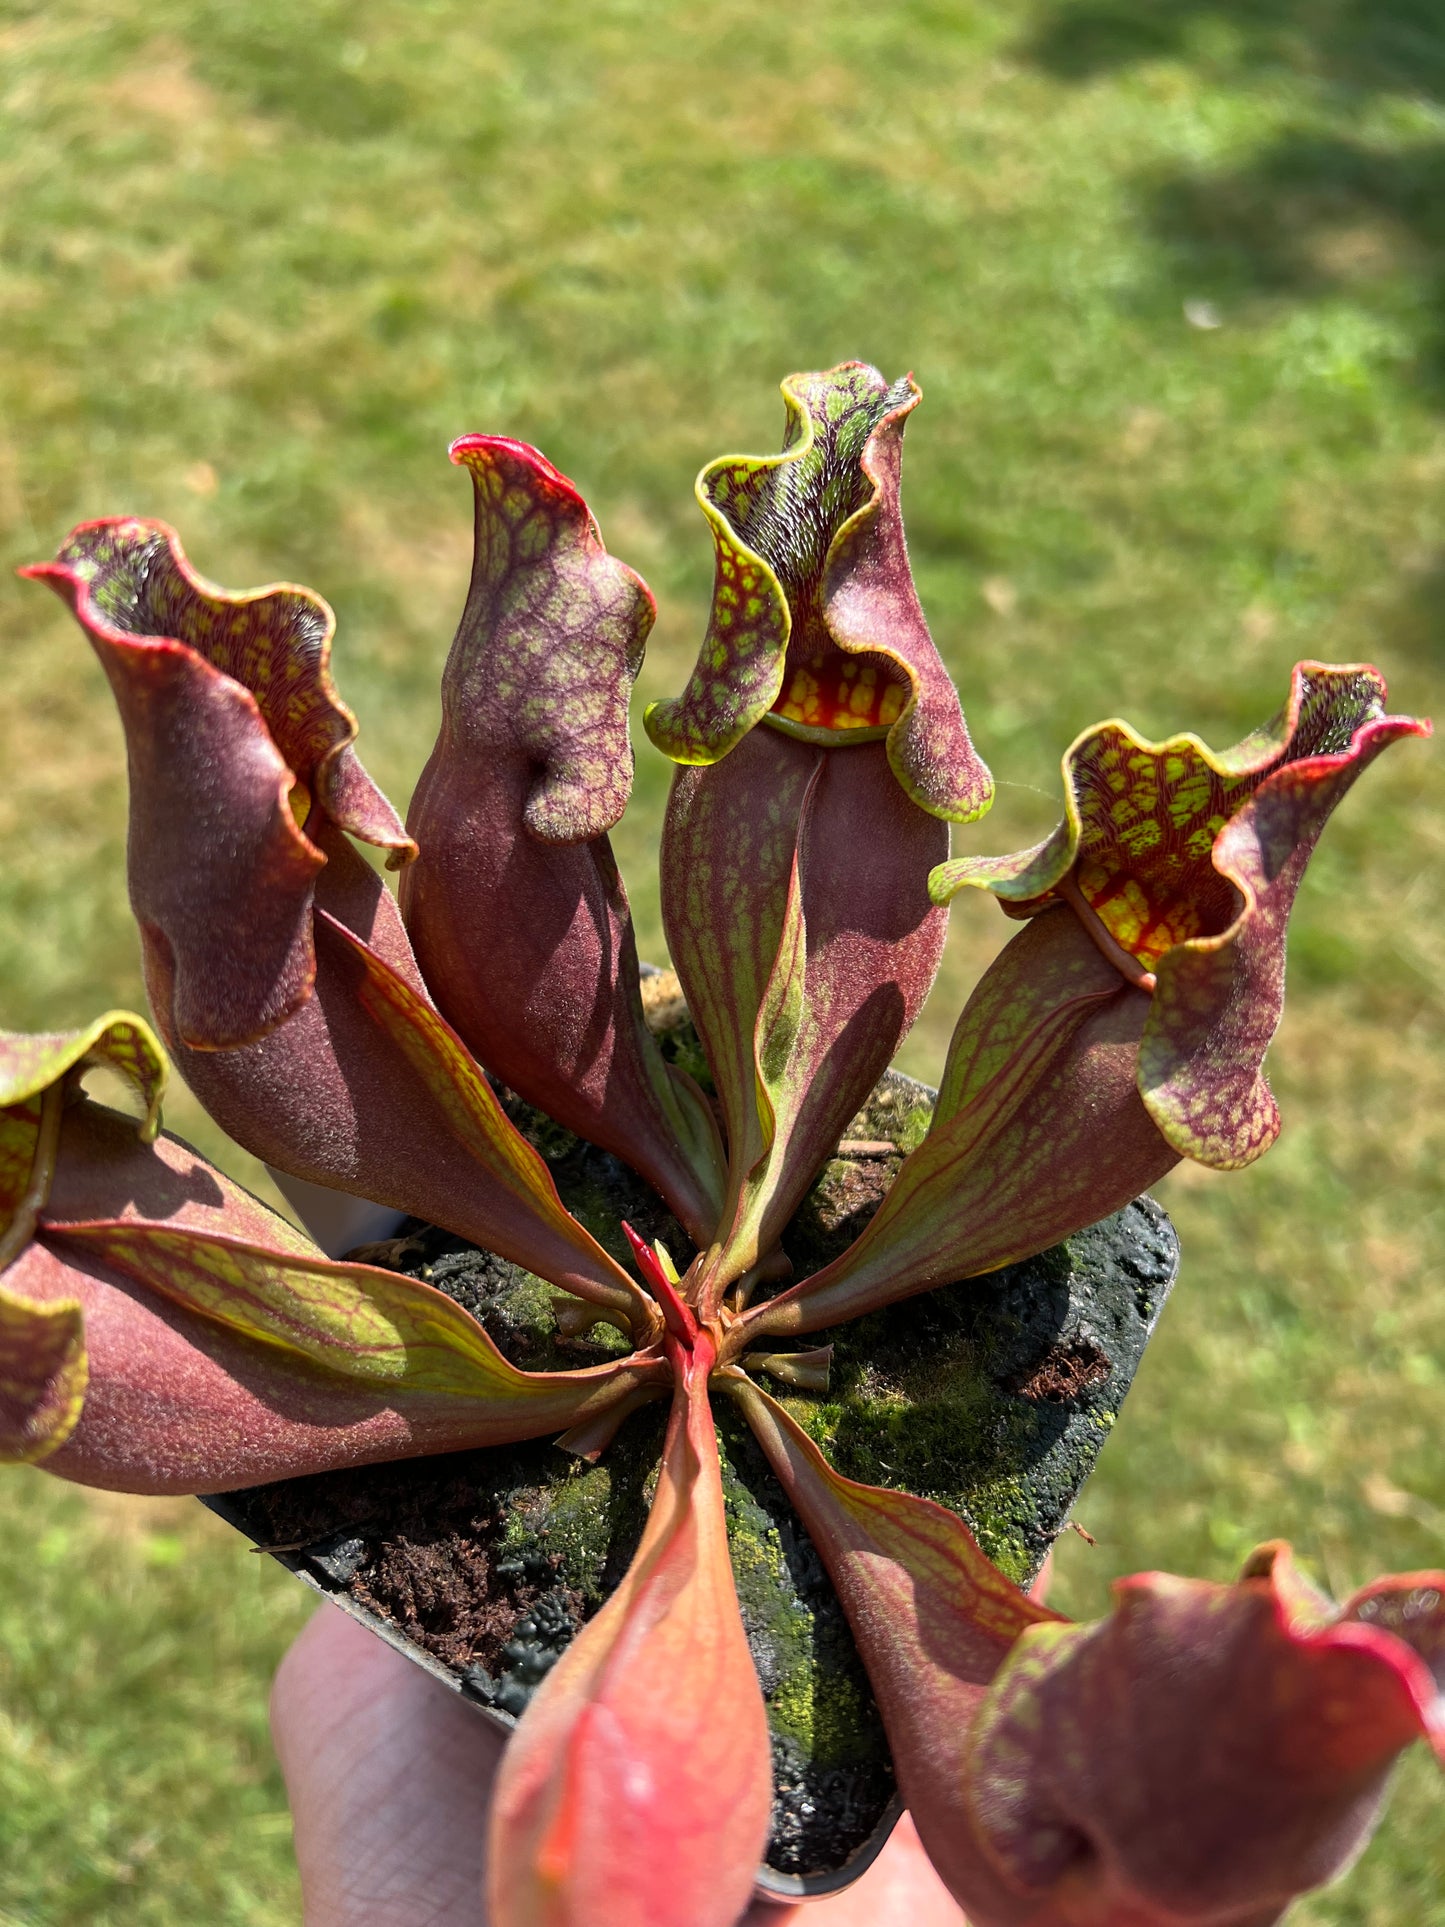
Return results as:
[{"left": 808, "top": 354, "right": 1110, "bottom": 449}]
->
[{"left": 271, "top": 1603, "right": 968, "bottom": 1926}]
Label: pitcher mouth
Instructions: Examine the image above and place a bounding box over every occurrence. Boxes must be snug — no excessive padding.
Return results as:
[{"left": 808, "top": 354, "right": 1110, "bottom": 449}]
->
[{"left": 764, "top": 651, "right": 907, "bottom": 745}]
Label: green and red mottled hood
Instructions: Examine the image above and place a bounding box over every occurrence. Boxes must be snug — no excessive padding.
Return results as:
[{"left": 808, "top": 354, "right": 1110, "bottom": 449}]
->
[
  {"left": 402, "top": 436, "right": 727, "bottom": 1248},
  {"left": 652, "top": 364, "right": 988, "bottom": 1298},
  {"left": 931, "top": 662, "right": 1430, "bottom": 1169},
  {"left": 646, "top": 362, "right": 992, "bottom": 824}
]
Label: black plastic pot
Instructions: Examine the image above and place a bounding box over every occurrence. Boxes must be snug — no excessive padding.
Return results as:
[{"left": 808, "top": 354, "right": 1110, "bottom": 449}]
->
[{"left": 203, "top": 1039, "right": 1179, "bottom": 1903}]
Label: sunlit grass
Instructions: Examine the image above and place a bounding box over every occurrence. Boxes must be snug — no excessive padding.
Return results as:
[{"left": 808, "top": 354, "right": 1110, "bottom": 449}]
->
[
  {"left": 1, "top": 0, "right": 1442, "bottom": 1917},
  {"left": 0, "top": 1477, "right": 310, "bottom": 1926}
]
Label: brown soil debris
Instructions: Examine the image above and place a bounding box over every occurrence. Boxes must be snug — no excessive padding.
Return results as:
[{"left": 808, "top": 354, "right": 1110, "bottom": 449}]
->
[{"left": 1008, "top": 1338, "right": 1111, "bottom": 1405}]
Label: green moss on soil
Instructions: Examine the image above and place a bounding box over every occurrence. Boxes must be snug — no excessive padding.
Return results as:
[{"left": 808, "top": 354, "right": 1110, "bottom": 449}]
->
[
  {"left": 778, "top": 1378, "right": 1041, "bottom": 1584},
  {"left": 517, "top": 1460, "right": 617, "bottom": 1601},
  {"left": 715, "top": 1409, "right": 887, "bottom": 1771}
]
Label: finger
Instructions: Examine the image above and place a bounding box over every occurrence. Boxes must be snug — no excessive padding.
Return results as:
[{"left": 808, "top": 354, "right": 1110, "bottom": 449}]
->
[
  {"left": 272, "top": 1606, "right": 964, "bottom": 1927},
  {"left": 271, "top": 1602, "right": 504, "bottom": 1927}
]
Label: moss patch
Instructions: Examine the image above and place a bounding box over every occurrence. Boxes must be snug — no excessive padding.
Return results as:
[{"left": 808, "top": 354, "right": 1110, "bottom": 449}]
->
[{"left": 769, "top": 1197, "right": 1180, "bottom": 1585}]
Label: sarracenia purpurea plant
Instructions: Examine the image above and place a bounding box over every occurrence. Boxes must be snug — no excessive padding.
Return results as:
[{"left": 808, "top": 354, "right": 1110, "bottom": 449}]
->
[{"left": 3, "top": 363, "right": 1439, "bottom": 1927}]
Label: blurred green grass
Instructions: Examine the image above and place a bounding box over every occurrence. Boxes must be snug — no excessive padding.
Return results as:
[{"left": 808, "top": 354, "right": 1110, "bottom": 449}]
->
[{"left": 0, "top": 0, "right": 1441, "bottom": 1917}]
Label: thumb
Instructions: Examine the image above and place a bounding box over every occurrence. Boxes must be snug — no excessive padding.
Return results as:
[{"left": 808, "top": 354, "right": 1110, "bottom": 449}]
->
[{"left": 271, "top": 1603, "right": 505, "bottom": 1927}]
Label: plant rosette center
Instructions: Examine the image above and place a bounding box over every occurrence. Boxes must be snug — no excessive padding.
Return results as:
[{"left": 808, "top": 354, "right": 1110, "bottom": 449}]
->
[{"left": 205, "top": 1042, "right": 1184, "bottom": 1896}]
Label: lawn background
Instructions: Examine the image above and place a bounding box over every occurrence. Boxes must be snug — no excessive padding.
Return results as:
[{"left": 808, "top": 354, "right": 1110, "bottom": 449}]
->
[{"left": 1, "top": 0, "right": 1442, "bottom": 1919}]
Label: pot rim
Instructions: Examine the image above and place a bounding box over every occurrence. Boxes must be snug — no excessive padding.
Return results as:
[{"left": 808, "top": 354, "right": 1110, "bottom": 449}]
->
[{"left": 201, "top": 1490, "right": 901, "bottom": 1903}]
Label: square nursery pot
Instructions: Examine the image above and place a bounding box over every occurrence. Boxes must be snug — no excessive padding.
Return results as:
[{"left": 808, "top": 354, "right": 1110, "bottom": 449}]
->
[{"left": 203, "top": 997, "right": 1179, "bottom": 1907}]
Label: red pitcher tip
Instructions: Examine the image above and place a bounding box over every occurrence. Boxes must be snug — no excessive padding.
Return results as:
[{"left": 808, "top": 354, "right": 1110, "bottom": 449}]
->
[{"left": 621, "top": 1222, "right": 697, "bottom": 1342}]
